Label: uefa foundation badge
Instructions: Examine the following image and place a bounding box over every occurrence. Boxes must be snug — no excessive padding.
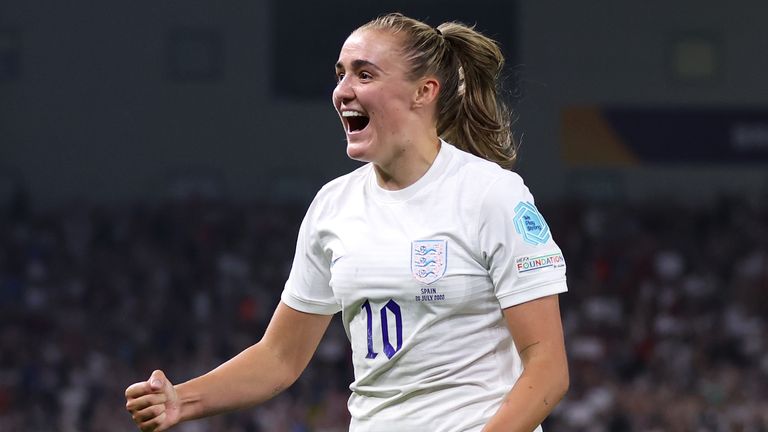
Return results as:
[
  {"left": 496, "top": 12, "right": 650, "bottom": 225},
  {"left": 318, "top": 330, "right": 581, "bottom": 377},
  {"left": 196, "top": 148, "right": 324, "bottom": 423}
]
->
[
  {"left": 411, "top": 240, "right": 447, "bottom": 285},
  {"left": 515, "top": 251, "right": 566, "bottom": 277}
]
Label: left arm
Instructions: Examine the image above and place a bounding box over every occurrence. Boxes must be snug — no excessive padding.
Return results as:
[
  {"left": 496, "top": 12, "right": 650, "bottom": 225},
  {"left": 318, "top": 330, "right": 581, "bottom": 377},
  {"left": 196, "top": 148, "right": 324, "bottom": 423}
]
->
[{"left": 482, "top": 294, "right": 569, "bottom": 432}]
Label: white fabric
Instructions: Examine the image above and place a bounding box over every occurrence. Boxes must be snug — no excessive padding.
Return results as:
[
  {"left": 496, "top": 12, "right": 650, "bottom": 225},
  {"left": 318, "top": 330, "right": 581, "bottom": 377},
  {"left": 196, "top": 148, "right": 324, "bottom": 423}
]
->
[{"left": 282, "top": 142, "right": 566, "bottom": 432}]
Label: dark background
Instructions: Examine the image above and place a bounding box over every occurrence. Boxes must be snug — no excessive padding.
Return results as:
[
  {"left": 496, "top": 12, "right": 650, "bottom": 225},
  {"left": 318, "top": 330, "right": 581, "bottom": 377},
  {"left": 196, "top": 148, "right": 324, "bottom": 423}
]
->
[
  {"left": 1, "top": 1, "right": 767, "bottom": 431},
  {"left": 3, "top": 1, "right": 765, "bottom": 208}
]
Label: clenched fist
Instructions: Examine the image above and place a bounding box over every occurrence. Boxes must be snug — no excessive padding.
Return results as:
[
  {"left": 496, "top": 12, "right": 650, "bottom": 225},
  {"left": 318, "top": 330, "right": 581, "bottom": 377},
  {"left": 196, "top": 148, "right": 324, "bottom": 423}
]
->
[{"left": 125, "top": 370, "right": 182, "bottom": 431}]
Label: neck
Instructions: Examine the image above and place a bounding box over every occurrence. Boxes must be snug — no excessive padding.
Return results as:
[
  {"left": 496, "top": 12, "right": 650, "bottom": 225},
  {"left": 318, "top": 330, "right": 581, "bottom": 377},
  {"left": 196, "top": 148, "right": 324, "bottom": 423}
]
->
[{"left": 373, "top": 135, "right": 441, "bottom": 191}]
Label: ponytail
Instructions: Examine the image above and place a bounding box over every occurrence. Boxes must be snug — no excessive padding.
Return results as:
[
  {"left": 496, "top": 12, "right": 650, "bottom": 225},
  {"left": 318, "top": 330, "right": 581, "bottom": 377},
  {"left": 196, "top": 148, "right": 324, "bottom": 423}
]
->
[{"left": 437, "top": 23, "right": 517, "bottom": 169}]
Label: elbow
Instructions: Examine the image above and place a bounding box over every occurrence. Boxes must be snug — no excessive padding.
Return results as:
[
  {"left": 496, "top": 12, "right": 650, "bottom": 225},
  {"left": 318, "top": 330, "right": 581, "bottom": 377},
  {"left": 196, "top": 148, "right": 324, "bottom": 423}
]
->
[
  {"left": 554, "top": 362, "right": 570, "bottom": 403},
  {"left": 285, "top": 363, "right": 306, "bottom": 388},
  {"left": 559, "top": 374, "right": 570, "bottom": 401},
  {"left": 271, "top": 353, "right": 304, "bottom": 390}
]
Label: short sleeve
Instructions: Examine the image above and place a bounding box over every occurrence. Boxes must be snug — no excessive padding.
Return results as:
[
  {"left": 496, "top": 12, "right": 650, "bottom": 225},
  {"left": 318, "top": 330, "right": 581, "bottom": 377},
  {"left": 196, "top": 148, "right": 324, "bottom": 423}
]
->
[
  {"left": 478, "top": 173, "right": 568, "bottom": 309},
  {"left": 281, "top": 194, "right": 341, "bottom": 315}
]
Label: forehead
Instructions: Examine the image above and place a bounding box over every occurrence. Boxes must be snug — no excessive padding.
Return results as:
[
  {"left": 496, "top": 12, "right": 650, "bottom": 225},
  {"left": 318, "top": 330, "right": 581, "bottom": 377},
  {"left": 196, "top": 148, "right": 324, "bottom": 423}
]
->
[{"left": 336, "top": 29, "right": 405, "bottom": 69}]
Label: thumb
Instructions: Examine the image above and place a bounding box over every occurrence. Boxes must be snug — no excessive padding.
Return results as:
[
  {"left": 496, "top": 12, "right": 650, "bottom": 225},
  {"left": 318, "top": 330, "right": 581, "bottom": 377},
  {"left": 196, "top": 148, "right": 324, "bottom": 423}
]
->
[{"left": 149, "top": 369, "right": 168, "bottom": 392}]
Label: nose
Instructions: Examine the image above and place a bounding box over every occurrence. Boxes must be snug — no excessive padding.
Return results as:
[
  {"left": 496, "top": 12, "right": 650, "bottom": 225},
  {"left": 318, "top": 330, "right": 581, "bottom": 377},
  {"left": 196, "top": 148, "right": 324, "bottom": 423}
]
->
[{"left": 333, "top": 75, "right": 354, "bottom": 105}]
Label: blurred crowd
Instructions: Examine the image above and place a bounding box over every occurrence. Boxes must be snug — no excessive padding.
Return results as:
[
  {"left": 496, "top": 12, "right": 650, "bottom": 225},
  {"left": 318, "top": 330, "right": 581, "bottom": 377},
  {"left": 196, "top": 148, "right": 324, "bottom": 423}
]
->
[
  {"left": 545, "top": 197, "right": 768, "bottom": 431},
  {"left": 0, "top": 192, "right": 766, "bottom": 431}
]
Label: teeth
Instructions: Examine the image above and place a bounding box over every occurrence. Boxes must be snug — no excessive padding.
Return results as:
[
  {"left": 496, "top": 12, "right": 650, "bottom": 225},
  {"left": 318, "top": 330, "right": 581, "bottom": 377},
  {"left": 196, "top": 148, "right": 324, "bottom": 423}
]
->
[{"left": 342, "top": 111, "right": 367, "bottom": 117}]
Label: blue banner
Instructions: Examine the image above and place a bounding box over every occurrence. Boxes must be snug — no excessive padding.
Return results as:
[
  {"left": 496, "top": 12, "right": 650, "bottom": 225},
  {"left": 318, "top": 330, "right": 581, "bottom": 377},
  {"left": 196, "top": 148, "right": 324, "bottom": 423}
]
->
[{"left": 562, "top": 107, "right": 768, "bottom": 165}]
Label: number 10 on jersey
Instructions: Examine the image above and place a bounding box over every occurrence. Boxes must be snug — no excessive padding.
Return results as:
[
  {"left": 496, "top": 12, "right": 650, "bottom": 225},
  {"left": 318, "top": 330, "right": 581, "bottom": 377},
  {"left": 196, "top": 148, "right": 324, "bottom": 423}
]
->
[{"left": 361, "top": 299, "right": 403, "bottom": 359}]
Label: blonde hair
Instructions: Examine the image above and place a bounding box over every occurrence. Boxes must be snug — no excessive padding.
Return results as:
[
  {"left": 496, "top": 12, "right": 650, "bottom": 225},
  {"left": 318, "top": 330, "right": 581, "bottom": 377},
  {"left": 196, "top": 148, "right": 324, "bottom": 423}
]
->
[{"left": 358, "top": 13, "right": 517, "bottom": 169}]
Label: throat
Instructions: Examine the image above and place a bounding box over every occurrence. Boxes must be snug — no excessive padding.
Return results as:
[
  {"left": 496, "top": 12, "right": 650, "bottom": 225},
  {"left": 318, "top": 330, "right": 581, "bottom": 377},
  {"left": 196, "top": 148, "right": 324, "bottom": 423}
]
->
[
  {"left": 374, "top": 151, "right": 437, "bottom": 191},
  {"left": 348, "top": 115, "right": 370, "bottom": 132}
]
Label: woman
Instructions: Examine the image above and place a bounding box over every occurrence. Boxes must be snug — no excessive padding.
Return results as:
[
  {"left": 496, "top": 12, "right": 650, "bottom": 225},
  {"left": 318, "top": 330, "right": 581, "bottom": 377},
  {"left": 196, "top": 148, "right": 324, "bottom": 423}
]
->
[{"left": 125, "top": 13, "right": 569, "bottom": 432}]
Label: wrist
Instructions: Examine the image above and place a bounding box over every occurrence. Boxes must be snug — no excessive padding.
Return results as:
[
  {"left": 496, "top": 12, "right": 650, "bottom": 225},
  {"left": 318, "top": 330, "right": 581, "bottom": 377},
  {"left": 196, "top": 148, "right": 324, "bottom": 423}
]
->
[{"left": 175, "top": 382, "right": 204, "bottom": 423}]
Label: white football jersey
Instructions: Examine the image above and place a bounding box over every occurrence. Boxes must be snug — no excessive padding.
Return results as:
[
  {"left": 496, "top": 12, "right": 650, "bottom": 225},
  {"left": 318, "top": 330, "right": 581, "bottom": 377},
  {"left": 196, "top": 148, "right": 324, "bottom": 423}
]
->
[{"left": 282, "top": 142, "right": 567, "bottom": 432}]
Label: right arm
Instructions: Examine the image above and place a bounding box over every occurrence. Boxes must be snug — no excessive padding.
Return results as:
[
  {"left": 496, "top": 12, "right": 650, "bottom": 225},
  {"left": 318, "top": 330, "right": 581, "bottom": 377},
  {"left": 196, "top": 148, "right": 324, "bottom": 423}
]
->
[{"left": 125, "top": 302, "right": 333, "bottom": 431}]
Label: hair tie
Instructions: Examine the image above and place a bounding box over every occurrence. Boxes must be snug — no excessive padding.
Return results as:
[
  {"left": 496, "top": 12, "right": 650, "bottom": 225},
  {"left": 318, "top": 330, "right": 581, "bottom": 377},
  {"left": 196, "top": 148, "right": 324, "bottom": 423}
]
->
[{"left": 435, "top": 27, "right": 442, "bottom": 36}]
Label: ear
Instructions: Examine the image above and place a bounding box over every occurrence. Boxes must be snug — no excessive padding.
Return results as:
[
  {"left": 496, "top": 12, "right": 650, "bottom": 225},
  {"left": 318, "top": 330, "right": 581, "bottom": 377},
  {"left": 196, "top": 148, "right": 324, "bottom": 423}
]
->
[{"left": 412, "top": 77, "right": 440, "bottom": 108}]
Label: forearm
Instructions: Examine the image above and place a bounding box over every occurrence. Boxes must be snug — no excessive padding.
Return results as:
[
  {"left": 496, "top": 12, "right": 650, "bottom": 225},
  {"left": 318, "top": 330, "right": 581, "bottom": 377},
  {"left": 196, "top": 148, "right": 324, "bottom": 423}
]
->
[
  {"left": 482, "top": 349, "right": 569, "bottom": 432},
  {"left": 172, "top": 303, "right": 331, "bottom": 423},
  {"left": 175, "top": 341, "right": 299, "bottom": 422},
  {"left": 485, "top": 295, "right": 569, "bottom": 431}
]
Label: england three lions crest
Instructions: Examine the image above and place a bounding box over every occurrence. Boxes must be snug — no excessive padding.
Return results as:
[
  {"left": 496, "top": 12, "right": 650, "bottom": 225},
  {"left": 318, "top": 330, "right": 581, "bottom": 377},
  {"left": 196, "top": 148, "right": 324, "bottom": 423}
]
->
[{"left": 411, "top": 240, "right": 447, "bottom": 285}]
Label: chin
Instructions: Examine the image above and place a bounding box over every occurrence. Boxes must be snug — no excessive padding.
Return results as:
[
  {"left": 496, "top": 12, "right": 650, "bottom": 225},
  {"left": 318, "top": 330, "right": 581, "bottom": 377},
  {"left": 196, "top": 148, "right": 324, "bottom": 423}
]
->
[{"left": 345, "top": 140, "right": 374, "bottom": 163}]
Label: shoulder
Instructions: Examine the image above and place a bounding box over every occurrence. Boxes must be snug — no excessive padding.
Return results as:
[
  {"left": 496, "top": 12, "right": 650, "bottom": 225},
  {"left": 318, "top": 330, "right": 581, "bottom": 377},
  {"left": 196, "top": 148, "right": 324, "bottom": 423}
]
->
[
  {"left": 316, "top": 163, "right": 369, "bottom": 199},
  {"left": 304, "top": 163, "right": 370, "bottom": 220},
  {"left": 443, "top": 142, "right": 527, "bottom": 198}
]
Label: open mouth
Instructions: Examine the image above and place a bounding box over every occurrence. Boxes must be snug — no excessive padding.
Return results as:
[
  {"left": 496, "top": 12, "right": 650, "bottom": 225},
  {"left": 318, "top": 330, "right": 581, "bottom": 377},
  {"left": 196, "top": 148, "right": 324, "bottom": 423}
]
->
[{"left": 342, "top": 111, "right": 370, "bottom": 133}]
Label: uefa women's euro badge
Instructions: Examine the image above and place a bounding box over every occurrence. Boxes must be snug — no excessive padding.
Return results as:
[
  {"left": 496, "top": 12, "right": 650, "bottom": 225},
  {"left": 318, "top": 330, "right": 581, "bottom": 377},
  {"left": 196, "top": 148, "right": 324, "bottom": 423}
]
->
[
  {"left": 513, "top": 202, "right": 551, "bottom": 245},
  {"left": 411, "top": 240, "right": 447, "bottom": 285}
]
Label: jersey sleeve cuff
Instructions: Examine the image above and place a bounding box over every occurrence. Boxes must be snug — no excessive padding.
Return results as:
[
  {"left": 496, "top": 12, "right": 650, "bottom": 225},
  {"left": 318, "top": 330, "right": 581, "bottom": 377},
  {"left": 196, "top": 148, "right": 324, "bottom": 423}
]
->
[
  {"left": 281, "top": 290, "right": 341, "bottom": 315},
  {"left": 497, "top": 280, "right": 568, "bottom": 309}
]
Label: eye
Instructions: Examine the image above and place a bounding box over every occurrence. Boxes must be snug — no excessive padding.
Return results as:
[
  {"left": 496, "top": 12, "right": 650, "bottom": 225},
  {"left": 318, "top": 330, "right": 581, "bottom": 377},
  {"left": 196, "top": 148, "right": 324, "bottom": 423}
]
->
[
  {"left": 335, "top": 72, "right": 345, "bottom": 83},
  {"left": 359, "top": 71, "right": 373, "bottom": 80}
]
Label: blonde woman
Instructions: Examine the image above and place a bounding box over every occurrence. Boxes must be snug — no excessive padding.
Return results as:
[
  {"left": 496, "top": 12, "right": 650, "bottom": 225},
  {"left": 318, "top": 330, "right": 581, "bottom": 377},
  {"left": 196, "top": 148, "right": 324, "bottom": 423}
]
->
[{"left": 126, "top": 13, "right": 569, "bottom": 432}]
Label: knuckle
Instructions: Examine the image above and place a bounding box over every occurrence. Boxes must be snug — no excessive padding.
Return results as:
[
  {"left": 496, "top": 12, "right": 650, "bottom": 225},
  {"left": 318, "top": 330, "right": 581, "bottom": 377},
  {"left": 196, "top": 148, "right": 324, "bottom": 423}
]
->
[
  {"left": 126, "top": 399, "right": 141, "bottom": 412},
  {"left": 140, "top": 418, "right": 159, "bottom": 432}
]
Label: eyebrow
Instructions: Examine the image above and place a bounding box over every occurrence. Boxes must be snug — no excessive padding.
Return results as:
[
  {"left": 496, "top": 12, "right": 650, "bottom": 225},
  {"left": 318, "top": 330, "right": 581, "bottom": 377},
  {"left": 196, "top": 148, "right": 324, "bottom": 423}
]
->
[{"left": 334, "top": 59, "right": 384, "bottom": 73}]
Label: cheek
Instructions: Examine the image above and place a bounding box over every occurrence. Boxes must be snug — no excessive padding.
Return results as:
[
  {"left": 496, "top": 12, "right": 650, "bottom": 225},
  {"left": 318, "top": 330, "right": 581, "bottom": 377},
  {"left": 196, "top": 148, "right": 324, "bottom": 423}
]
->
[{"left": 374, "top": 104, "right": 407, "bottom": 128}]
